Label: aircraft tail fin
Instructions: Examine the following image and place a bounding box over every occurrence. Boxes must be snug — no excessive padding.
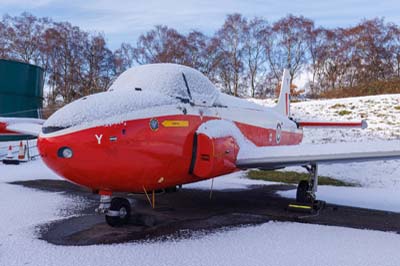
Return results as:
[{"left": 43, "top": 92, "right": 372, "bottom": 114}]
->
[{"left": 274, "top": 69, "right": 291, "bottom": 117}]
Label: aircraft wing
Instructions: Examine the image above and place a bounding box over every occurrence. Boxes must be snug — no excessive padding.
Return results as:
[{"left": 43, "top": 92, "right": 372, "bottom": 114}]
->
[
  {"left": 236, "top": 141, "right": 400, "bottom": 170},
  {"left": 0, "top": 117, "right": 45, "bottom": 137}
]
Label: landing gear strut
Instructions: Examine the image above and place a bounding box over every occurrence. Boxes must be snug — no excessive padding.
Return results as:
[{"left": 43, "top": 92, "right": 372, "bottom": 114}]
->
[
  {"left": 96, "top": 194, "right": 131, "bottom": 227},
  {"left": 289, "top": 164, "right": 324, "bottom": 214},
  {"left": 296, "top": 164, "right": 318, "bottom": 203}
]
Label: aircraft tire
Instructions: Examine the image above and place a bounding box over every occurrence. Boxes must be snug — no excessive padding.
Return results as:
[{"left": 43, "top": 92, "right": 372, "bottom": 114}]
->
[
  {"left": 105, "top": 197, "right": 131, "bottom": 227},
  {"left": 296, "top": 180, "right": 309, "bottom": 203}
]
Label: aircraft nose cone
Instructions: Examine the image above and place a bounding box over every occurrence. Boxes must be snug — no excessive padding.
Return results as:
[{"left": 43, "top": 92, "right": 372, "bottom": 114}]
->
[
  {"left": 37, "top": 135, "right": 50, "bottom": 158},
  {"left": 37, "top": 129, "right": 115, "bottom": 191},
  {"left": 37, "top": 134, "right": 77, "bottom": 181}
]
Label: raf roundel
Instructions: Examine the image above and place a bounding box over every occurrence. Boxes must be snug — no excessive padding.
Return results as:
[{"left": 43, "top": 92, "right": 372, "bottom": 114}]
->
[
  {"left": 276, "top": 122, "right": 282, "bottom": 144},
  {"left": 149, "top": 118, "right": 159, "bottom": 131}
]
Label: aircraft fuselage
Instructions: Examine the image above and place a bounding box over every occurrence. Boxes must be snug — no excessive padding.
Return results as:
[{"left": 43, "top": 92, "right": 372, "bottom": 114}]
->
[{"left": 38, "top": 104, "right": 302, "bottom": 193}]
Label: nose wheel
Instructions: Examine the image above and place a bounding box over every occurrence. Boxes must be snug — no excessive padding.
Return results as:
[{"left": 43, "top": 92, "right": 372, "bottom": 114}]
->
[{"left": 105, "top": 197, "right": 131, "bottom": 227}]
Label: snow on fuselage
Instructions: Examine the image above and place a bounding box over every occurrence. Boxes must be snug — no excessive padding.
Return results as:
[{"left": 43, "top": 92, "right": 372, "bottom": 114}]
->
[{"left": 37, "top": 64, "right": 302, "bottom": 193}]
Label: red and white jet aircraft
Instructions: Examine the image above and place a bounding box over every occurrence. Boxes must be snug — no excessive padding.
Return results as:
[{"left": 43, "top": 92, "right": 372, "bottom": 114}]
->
[{"left": 2, "top": 63, "right": 400, "bottom": 226}]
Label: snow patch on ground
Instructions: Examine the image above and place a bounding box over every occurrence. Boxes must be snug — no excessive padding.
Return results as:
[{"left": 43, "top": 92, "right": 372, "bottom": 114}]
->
[{"left": 0, "top": 158, "right": 61, "bottom": 182}]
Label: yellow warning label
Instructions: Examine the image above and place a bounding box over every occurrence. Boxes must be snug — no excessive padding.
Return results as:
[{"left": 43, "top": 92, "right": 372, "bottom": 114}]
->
[{"left": 161, "top": 120, "right": 189, "bottom": 128}]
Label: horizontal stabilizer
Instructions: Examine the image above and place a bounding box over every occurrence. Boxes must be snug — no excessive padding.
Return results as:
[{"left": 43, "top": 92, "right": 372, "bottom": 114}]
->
[
  {"left": 297, "top": 120, "right": 367, "bottom": 129},
  {"left": 7, "top": 123, "right": 42, "bottom": 136},
  {"left": 0, "top": 117, "right": 45, "bottom": 137}
]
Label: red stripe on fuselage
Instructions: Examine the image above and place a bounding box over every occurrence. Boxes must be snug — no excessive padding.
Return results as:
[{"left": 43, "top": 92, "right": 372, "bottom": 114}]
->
[{"left": 234, "top": 122, "right": 302, "bottom": 146}]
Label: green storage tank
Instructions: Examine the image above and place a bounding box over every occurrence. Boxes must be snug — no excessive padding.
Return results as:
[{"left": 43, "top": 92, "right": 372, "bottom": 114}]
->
[{"left": 0, "top": 59, "right": 44, "bottom": 141}]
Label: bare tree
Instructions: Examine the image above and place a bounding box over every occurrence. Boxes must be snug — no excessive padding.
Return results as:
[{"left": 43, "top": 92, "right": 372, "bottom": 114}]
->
[
  {"left": 133, "top": 25, "right": 186, "bottom": 64},
  {"left": 3, "top": 13, "right": 49, "bottom": 64},
  {"left": 388, "top": 24, "right": 400, "bottom": 78},
  {"left": 213, "top": 14, "right": 247, "bottom": 96},
  {"left": 42, "top": 22, "right": 88, "bottom": 104},
  {"left": 267, "top": 14, "right": 314, "bottom": 85},
  {"left": 243, "top": 17, "right": 270, "bottom": 97},
  {"left": 114, "top": 42, "right": 135, "bottom": 75},
  {"left": 83, "top": 34, "right": 115, "bottom": 95},
  {"left": 0, "top": 20, "right": 10, "bottom": 58}
]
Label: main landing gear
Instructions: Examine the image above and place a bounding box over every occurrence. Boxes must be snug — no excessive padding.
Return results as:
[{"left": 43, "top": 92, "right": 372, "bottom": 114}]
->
[
  {"left": 289, "top": 164, "right": 325, "bottom": 213},
  {"left": 296, "top": 164, "right": 318, "bottom": 203},
  {"left": 96, "top": 194, "right": 131, "bottom": 227}
]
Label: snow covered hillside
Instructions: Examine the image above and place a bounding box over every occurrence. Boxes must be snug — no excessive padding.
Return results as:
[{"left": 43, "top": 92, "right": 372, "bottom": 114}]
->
[
  {"left": 253, "top": 93, "right": 400, "bottom": 142},
  {"left": 251, "top": 94, "right": 400, "bottom": 189}
]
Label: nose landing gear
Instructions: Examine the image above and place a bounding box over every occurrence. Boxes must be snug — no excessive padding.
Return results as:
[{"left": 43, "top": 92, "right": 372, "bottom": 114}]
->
[
  {"left": 105, "top": 197, "right": 131, "bottom": 227},
  {"left": 96, "top": 193, "right": 131, "bottom": 227}
]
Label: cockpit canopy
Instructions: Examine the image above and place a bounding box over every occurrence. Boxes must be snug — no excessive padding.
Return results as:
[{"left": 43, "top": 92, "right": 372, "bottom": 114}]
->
[
  {"left": 108, "top": 63, "right": 219, "bottom": 106},
  {"left": 43, "top": 64, "right": 219, "bottom": 132}
]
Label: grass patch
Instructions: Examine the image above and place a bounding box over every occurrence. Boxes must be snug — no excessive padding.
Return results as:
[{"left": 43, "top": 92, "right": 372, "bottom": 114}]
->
[
  {"left": 394, "top": 106, "right": 400, "bottom": 110},
  {"left": 376, "top": 113, "right": 388, "bottom": 118},
  {"left": 290, "top": 99, "right": 302, "bottom": 103},
  {"left": 330, "top": 103, "right": 346, "bottom": 109},
  {"left": 247, "top": 170, "right": 357, "bottom": 187},
  {"left": 337, "top": 110, "right": 352, "bottom": 116}
]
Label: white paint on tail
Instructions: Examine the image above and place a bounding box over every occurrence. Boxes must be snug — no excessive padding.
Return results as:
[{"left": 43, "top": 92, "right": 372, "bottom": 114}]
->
[{"left": 274, "top": 69, "right": 291, "bottom": 117}]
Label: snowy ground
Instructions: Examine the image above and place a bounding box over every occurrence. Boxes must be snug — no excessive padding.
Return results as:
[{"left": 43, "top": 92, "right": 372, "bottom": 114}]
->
[{"left": 1, "top": 94, "right": 400, "bottom": 266}]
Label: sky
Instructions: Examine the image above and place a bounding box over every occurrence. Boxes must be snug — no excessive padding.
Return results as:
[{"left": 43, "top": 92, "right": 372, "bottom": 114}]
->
[{"left": 1, "top": 0, "right": 400, "bottom": 49}]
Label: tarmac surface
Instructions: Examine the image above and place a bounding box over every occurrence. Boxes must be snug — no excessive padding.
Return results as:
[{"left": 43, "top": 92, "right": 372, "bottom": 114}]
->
[{"left": 10, "top": 179, "right": 400, "bottom": 246}]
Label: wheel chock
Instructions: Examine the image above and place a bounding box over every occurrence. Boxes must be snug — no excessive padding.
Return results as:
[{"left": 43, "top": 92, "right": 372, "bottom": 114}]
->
[
  {"left": 288, "top": 203, "right": 314, "bottom": 213},
  {"left": 287, "top": 200, "right": 325, "bottom": 213}
]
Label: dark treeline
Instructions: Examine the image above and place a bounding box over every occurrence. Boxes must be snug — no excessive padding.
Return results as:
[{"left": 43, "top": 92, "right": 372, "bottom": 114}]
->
[{"left": 1, "top": 12, "right": 400, "bottom": 107}]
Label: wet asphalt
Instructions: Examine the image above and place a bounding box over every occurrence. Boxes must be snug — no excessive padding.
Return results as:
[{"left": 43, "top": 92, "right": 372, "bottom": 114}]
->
[{"left": 9, "top": 179, "right": 400, "bottom": 246}]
